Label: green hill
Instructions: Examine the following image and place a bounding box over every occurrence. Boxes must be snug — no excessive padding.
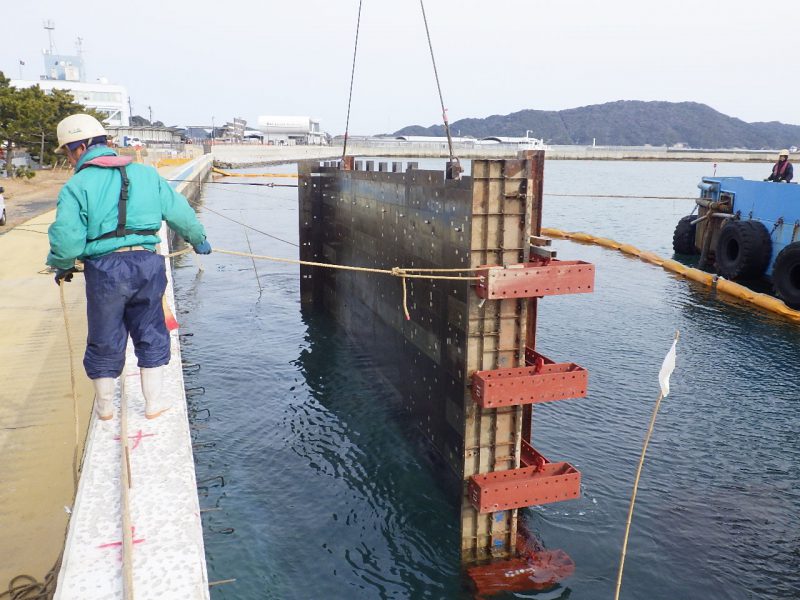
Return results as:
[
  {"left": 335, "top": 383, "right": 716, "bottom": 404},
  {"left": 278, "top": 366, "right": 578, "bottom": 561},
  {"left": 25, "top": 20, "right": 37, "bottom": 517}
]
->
[{"left": 394, "top": 101, "right": 800, "bottom": 149}]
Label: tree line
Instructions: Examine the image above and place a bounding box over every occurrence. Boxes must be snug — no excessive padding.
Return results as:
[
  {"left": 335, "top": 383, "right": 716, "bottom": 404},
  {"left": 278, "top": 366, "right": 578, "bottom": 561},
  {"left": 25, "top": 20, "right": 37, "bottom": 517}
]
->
[{"left": 0, "top": 71, "right": 104, "bottom": 178}]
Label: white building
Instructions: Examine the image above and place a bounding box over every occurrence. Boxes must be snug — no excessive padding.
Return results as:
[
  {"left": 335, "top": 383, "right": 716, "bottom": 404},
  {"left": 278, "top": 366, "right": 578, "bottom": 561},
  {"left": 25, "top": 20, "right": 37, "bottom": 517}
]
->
[
  {"left": 255, "top": 116, "right": 324, "bottom": 145},
  {"left": 10, "top": 78, "right": 130, "bottom": 127}
]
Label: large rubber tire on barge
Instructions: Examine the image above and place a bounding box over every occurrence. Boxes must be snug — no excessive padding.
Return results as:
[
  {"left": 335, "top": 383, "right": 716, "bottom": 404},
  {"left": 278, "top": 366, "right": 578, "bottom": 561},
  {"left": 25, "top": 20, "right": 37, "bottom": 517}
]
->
[
  {"left": 714, "top": 220, "right": 771, "bottom": 280},
  {"left": 773, "top": 242, "right": 800, "bottom": 309},
  {"left": 672, "top": 215, "right": 698, "bottom": 255}
]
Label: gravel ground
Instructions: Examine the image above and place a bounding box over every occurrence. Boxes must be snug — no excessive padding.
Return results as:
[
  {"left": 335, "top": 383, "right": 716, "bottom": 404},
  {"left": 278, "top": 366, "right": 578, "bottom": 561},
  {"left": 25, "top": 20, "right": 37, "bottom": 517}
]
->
[{"left": 0, "top": 170, "right": 70, "bottom": 232}]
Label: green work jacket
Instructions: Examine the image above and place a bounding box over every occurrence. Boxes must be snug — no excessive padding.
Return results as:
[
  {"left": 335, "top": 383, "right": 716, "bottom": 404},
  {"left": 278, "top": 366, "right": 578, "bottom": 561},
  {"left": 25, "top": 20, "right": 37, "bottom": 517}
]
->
[{"left": 47, "top": 146, "right": 207, "bottom": 269}]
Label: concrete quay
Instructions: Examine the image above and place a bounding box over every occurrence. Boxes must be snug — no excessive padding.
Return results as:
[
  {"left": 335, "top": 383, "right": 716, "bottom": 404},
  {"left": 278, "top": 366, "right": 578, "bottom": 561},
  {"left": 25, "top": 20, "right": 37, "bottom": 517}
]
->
[{"left": 0, "top": 156, "right": 212, "bottom": 598}]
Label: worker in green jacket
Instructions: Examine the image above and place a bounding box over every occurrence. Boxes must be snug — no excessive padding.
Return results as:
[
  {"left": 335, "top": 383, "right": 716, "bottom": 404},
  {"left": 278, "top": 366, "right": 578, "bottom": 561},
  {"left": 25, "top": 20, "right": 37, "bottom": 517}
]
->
[{"left": 48, "top": 113, "right": 212, "bottom": 421}]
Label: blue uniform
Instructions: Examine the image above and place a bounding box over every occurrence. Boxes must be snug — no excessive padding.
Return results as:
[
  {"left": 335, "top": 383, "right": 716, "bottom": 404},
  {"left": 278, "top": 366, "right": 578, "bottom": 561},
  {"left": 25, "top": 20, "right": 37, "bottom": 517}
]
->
[{"left": 47, "top": 145, "right": 207, "bottom": 379}]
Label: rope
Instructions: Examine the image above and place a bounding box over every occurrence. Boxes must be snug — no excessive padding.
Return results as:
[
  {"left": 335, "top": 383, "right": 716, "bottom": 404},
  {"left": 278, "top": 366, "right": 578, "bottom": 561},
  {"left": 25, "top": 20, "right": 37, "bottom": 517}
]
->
[
  {"left": 165, "top": 246, "right": 482, "bottom": 319},
  {"left": 213, "top": 248, "right": 482, "bottom": 280},
  {"left": 58, "top": 282, "right": 80, "bottom": 494},
  {"left": 419, "top": 0, "right": 458, "bottom": 171},
  {"left": 0, "top": 570, "right": 59, "bottom": 600},
  {"left": 545, "top": 193, "right": 696, "bottom": 200},
  {"left": 172, "top": 179, "right": 299, "bottom": 189},
  {"left": 194, "top": 204, "right": 299, "bottom": 248},
  {"left": 614, "top": 331, "right": 680, "bottom": 600},
  {"left": 341, "top": 0, "right": 364, "bottom": 163},
  {"left": 210, "top": 168, "right": 298, "bottom": 178}
]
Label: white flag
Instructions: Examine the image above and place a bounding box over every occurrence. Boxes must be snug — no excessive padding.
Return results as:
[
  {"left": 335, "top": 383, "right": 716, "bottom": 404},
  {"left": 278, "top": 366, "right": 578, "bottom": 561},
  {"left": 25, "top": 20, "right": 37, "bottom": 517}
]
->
[{"left": 658, "top": 338, "right": 678, "bottom": 397}]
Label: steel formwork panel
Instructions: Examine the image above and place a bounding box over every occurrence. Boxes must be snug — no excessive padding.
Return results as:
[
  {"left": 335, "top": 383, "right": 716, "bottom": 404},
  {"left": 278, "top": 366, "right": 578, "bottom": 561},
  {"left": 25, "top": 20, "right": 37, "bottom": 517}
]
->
[{"left": 298, "top": 154, "right": 553, "bottom": 564}]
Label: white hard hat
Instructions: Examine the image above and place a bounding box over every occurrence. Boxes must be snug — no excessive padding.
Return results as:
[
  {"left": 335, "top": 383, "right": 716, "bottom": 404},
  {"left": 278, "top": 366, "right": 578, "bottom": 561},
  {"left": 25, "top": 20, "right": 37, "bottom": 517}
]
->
[{"left": 56, "top": 114, "right": 107, "bottom": 153}]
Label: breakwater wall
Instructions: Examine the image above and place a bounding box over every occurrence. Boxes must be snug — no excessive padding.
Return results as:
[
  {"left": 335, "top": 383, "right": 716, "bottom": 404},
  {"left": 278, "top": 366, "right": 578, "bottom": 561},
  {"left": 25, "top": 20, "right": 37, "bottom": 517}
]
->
[{"left": 211, "top": 143, "right": 783, "bottom": 168}]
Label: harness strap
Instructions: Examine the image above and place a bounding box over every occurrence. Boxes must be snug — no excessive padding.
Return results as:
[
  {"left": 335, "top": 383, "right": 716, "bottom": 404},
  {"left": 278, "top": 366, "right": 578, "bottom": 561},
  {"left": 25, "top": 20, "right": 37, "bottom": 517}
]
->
[
  {"left": 85, "top": 163, "right": 158, "bottom": 241},
  {"left": 116, "top": 166, "right": 129, "bottom": 238}
]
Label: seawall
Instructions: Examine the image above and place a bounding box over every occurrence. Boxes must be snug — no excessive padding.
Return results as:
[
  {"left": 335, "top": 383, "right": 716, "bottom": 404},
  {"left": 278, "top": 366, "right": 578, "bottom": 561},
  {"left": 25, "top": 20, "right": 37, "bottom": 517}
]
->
[{"left": 210, "top": 143, "right": 785, "bottom": 168}]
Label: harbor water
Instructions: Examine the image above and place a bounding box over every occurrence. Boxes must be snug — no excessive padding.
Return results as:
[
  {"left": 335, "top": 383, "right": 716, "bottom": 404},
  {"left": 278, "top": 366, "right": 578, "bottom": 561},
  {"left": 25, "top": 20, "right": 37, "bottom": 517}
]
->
[{"left": 174, "top": 160, "right": 800, "bottom": 599}]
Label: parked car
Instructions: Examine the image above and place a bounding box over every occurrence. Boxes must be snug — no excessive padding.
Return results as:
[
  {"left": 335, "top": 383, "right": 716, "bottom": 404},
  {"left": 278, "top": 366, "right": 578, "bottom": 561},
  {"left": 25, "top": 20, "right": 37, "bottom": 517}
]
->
[{"left": 128, "top": 137, "right": 145, "bottom": 148}]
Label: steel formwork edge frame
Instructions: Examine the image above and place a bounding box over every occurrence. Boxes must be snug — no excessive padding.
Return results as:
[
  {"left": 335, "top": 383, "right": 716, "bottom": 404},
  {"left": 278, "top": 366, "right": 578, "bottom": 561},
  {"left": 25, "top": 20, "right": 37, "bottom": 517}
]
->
[{"left": 461, "top": 151, "right": 594, "bottom": 564}]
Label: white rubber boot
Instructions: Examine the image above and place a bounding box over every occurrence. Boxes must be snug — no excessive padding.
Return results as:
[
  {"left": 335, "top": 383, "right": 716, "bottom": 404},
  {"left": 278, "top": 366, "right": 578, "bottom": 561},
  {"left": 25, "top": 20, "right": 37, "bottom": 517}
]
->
[
  {"left": 93, "top": 377, "right": 115, "bottom": 421},
  {"left": 142, "top": 367, "right": 169, "bottom": 419}
]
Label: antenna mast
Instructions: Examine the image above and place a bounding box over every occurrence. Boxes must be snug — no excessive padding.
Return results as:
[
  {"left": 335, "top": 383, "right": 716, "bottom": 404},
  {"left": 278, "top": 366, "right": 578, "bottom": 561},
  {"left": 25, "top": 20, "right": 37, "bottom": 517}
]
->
[{"left": 43, "top": 20, "right": 56, "bottom": 54}]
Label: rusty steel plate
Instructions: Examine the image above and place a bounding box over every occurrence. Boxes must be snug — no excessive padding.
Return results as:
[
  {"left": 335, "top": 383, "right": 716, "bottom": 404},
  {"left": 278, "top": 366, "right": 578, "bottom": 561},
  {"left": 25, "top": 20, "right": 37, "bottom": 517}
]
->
[
  {"left": 467, "top": 463, "right": 581, "bottom": 513},
  {"left": 475, "top": 260, "right": 595, "bottom": 299},
  {"left": 471, "top": 361, "right": 587, "bottom": 409}
]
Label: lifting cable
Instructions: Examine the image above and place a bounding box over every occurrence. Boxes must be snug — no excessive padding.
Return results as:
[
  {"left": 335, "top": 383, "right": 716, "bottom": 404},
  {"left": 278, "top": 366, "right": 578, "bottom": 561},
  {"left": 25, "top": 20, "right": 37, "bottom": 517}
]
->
[
  {"left": 338, "top": 0, "right": 460, "bottom": 175},
  {"left": 419, "top": 0, "right": 460, "bottom": 177},
  {"left": 341, "top": 0, "right": 364, "bottom": 163}
]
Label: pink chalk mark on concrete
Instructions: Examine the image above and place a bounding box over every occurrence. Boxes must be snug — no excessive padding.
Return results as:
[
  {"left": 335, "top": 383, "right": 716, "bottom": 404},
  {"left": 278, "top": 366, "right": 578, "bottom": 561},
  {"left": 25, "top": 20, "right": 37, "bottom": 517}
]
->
[
  {"left": 114, "top": 429, "right": 157, "bottom": 451},
  {"left": 98, "top": 526, "right": 146, "bottom": 553}
]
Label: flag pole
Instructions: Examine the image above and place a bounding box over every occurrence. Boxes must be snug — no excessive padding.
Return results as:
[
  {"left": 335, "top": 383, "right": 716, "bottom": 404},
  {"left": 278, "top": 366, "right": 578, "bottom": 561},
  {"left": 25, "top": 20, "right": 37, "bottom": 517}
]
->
[{"left": 613, "top": 330, "right": 679, "bottom": 600}]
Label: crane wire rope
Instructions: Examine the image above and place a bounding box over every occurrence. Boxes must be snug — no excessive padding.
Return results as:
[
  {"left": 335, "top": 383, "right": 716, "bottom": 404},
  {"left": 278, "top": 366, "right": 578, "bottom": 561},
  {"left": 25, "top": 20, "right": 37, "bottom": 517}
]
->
[
  {"left": 341, "top": 0, "right": 364, "bottom": 163},
  {"left": 419, "top": 0, "right": 459, "bottom": 175}
]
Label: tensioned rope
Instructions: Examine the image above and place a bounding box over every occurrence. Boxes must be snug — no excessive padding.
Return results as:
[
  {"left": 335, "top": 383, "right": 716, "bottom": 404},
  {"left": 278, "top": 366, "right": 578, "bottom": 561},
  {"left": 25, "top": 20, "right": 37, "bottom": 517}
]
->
[
  {"left": 545, "top": 192, "right": 695, "bottom": 200},
  {"left": 164, "top": 246, "right": 481, "bottom": 320},
  {"left": 341, "top": 0, "right": 364, "bottom": 163}
]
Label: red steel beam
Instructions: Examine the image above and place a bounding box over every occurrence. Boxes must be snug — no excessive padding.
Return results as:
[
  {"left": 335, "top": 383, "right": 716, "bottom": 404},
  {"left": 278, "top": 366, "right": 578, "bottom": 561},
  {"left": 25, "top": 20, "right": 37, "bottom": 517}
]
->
[
  {"left": 475, "top": 260, "right": 595, "bottom": 300},
  {"left": 471, "top": 359, "right": 588, "bottom": 409},
  {"left": 468, "top": 462, "right": 581, "bottom": 514}
]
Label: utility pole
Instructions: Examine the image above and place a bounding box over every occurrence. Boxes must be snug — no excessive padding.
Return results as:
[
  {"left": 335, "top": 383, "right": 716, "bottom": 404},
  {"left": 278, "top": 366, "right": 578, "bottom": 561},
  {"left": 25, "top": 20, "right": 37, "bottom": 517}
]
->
[
  {"left": 211, "top": 116, "right": 215, "bottom": 145},
  {"left": 148, "top": 106, "right": 152, "bottom": 125}
]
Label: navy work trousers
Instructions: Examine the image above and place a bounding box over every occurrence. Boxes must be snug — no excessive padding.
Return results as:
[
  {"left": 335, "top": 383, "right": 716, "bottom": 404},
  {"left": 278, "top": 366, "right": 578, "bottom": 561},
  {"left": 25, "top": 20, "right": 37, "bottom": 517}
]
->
[{"left": 83, "top": 250, "right": 170, "bottom": 379}]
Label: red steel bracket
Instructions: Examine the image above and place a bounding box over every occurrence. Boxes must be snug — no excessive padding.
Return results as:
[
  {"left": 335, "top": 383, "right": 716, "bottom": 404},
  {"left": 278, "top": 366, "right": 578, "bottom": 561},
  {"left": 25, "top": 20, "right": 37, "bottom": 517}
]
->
[
  {"left": 468, "top": 462, "right": 581, "bottom": 513},
  {"left": 474, "top": 260, "right": 595, "bottom": 300},
  {"left": 520, "top": 439, "right": 549, "bottom": 470},
  {"left": 471, "top": 355, "right": 587, "bottom": 409}
]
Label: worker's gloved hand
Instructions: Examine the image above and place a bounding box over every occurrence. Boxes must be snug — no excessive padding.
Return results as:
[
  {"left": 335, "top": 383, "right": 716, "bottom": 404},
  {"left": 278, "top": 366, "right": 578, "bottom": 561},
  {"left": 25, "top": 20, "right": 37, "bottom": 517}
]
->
[
  {"left": 54, "top": 267, "right": 77, "bottom": 286},
  {"left": 193, "top": 239, "right": 212, "bottom": 255}
]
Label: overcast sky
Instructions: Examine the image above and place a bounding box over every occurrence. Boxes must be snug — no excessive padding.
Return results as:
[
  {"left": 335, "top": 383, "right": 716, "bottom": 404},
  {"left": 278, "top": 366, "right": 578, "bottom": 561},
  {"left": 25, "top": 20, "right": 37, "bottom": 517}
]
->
[{"left": 3, "top": 1, "right": 798, "bottom": 134}]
